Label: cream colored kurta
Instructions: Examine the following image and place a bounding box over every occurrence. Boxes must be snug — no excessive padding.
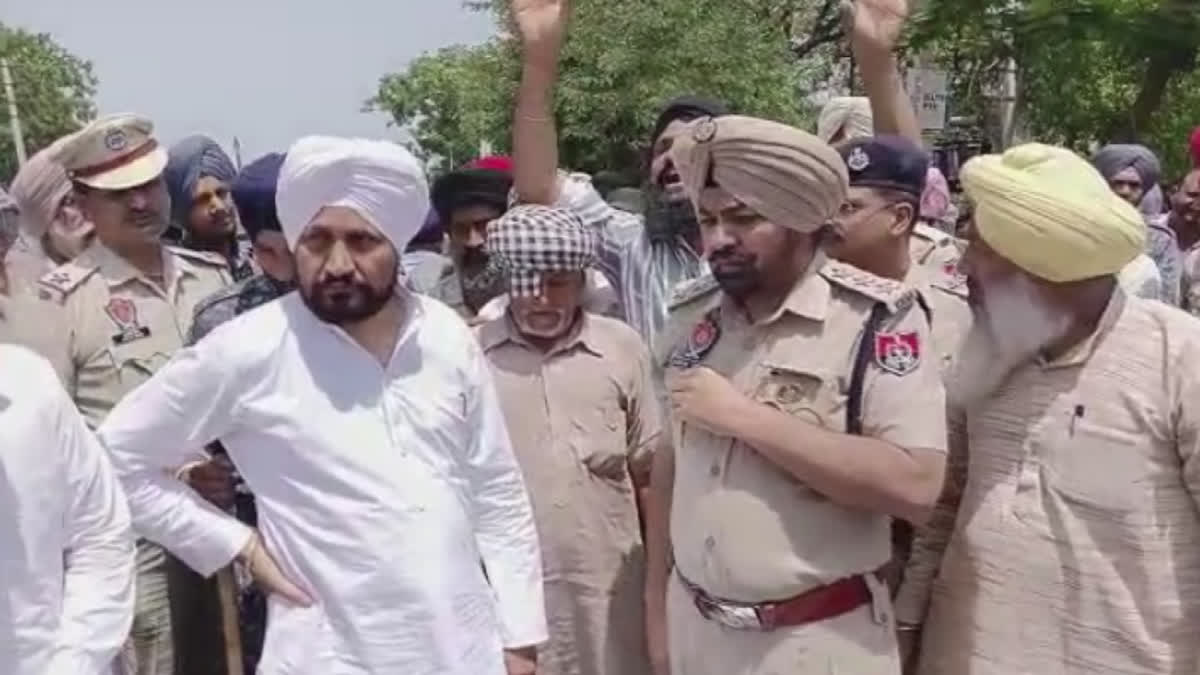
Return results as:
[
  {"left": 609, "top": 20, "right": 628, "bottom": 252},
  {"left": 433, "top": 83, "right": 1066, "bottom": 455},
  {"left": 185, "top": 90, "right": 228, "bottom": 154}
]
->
[
  {"left": 898, "top": 290, "right": 1200, "bottom": 675},
  {"left": 477, "top": 312, "right": 660, "bottom": 675}
]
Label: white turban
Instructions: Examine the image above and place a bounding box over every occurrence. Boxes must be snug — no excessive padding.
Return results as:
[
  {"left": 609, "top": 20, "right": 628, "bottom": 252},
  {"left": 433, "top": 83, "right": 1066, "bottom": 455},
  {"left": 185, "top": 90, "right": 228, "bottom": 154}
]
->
[
  {"left": 276, "top": 136, "right": 429, "bottom": 252},
  {"left": 816, "top": 97, "right": 873, "bottom": 144}
]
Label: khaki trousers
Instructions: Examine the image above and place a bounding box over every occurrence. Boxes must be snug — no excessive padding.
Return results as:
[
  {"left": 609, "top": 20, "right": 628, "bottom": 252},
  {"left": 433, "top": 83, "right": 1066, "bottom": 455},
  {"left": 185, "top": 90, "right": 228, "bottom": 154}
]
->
[{"left": 666, "top": 574, "right": 901, "bottom": 675}]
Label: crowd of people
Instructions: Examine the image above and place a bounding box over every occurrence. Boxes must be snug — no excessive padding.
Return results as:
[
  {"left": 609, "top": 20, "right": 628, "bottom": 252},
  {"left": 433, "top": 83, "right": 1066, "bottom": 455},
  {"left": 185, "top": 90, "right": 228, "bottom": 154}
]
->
[{"left": 3, "top": 0, "right": 1200, "bottom": 674}]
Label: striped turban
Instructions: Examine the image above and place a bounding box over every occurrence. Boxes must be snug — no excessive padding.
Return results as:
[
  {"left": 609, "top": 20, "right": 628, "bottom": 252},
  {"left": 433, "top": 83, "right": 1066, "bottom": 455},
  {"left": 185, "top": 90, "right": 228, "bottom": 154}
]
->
[
  {"left": 486, "top": 204, "right": 596, "bottom": 297},
  {"left": 669, "top": 115, "right": 848, "bottom": 232},
  {"left": 962, "top": 143, "right": 1145, "bottom": 283}
]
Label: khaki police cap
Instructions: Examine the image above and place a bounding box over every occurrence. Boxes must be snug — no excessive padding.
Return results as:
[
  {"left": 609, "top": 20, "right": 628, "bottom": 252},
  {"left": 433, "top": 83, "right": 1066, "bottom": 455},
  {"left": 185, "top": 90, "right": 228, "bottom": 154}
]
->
[{"left": 60, "top": 113, "right": 168, "bottom": 190}]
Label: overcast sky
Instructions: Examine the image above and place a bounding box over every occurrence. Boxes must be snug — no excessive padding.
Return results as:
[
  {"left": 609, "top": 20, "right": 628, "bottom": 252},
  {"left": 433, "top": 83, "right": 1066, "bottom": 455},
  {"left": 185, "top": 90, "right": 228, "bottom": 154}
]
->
[{"left": 5, "top": 0, "right": 496, "bottom": 161}]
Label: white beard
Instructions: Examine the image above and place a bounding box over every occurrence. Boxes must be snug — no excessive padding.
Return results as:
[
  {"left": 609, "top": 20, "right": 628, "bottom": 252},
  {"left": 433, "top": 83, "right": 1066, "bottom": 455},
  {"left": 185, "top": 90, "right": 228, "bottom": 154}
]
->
[{"left": 948, "top": 275, "right": 1072, "bottom": 408}]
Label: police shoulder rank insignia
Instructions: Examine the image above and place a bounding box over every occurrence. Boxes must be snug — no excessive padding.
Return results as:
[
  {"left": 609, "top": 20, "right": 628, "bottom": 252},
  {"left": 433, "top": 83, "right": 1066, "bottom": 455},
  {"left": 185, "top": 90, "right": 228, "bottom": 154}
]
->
[
  {"left": 667, "top": 308, "right": 722, "bottom": 369},
  {"left": 875, "top": 331, "right": 921, "bottom": 376},
  {"left": 846, "top": 146, "right": 871, "bottom": 172},
  {"left": 105, "top": 297, "right": 151, "bottom": 345}
]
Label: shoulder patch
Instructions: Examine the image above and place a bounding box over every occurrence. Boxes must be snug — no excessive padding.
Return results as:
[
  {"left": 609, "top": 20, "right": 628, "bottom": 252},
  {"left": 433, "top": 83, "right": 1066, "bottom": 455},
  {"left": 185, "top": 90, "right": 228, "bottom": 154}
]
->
[
  {"left": 169, "top": 246, "right": 229, "bottom": 268},
  {"left": 668, "top": 273, "right": 720, "bottom": 311},
  {"left": 37, "top": 261, "right": 99, "bottom": 300},
  {"left": 820, "top": 259, "right": 915, "bottom": 311}
]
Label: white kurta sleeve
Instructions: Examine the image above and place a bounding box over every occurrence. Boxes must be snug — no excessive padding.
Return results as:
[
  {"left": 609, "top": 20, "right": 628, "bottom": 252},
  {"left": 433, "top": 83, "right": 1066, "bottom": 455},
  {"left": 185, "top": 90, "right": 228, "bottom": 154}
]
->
[
  {"left": 41, "top": 362, "right": 136, "bottom": 675},
  {"left": 463, "top": 338, "right": 548, "bottom": 649},
  {"left": 98, "top": 335, "right": 253, "bottom": 577}
]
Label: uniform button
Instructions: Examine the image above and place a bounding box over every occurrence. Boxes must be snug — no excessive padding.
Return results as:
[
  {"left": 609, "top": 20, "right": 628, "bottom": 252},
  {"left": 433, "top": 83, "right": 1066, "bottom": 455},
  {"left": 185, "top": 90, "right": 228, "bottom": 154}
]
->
[
  {"left": 710, "top": 463, "right": 720, "bottom": 477},
  {"left": 705, "top": 536, "right": 716, "bottom": 551}
]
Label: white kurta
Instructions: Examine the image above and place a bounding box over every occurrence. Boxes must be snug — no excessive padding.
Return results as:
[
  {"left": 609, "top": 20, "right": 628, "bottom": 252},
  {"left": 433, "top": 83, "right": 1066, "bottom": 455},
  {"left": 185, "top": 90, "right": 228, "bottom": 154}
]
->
[
  {"left": 0, "top": 345, "right": 135, "bottom": 675},
  {"left": 98, "top": 291, "right": 548, "bottom": 675}
]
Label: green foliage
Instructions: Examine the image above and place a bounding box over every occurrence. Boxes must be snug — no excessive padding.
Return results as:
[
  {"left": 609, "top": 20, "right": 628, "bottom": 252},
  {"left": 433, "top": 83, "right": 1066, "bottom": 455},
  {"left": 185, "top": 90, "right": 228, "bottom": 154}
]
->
[
  {"left": 370, "top": 0, "right": 816, "bottom": 183},
  {"left": 909, "top": 0, "right": 1200, "bottom": 178},
  {"left": 0, "top": 23, "right": 97, "bottom": 185}
]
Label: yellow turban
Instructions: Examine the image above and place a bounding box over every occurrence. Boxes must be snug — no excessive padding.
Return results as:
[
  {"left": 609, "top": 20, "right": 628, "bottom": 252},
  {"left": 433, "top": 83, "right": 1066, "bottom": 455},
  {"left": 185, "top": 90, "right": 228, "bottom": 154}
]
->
[
  {"left": 669, "top": 115, "right": 848, "bottom": 232},
  {"left": 962, "top": 143, "right": 1145, "bottom": 283}
]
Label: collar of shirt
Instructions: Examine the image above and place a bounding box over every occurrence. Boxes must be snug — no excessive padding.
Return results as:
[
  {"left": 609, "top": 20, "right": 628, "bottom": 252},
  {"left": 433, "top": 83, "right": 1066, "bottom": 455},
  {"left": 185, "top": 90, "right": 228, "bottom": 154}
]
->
[
  {"left": 83, "top": 241, "right": 196, "bottom": 300},
  {"left": 478, "top": 310, "right": 606, "bottom": 359},
  {"left": 1038, "top": 287, "right": 1127, "bottom": 370},
  {"left": 721, "top": 258, "right": 831, "bottom": 327},
  {"left": 297, "top": 287, "right": 425, "bottom": 370}
]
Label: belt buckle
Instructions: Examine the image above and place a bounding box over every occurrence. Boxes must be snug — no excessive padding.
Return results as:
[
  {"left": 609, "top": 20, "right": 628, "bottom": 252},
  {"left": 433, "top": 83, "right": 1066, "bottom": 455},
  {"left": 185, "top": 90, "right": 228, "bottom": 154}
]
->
[{"left": 693, "top": 593, "right": 761, "bottom": 631}]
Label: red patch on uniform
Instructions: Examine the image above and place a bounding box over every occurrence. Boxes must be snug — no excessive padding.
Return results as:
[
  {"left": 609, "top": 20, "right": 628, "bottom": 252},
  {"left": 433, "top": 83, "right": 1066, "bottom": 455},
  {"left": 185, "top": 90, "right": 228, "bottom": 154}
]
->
[
  {"left": 875, "top": 332, "right": 921, "bottom": 376},
  {"left": 105, "top": 297, "right": 139, "bottom": 330}
]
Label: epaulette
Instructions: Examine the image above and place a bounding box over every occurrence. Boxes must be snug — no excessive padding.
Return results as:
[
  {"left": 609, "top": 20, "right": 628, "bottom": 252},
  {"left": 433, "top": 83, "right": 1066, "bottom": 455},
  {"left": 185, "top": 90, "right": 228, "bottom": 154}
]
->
[
  {"left": 913, "top": 223, "right": 953, "bottom": 247},
  {"left": 928, "top": 263, "right": 970, "bottom": 299},
  {"left": 37, "top": 260, "right": 99, "bottom": 301},
  {"left": 820, "top": 259, "right": 916, "bottom": 311},
  {"left": 668, "top": 273, "right": 720, "bottom": 311},
  {"left": 169, "top": 246, "right": 229, "bottom": 267}
]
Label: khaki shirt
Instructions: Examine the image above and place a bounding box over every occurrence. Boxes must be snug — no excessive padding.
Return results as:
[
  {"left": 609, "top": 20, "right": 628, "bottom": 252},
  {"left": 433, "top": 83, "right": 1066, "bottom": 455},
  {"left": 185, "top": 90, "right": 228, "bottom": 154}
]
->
[
  {"left": 665, "top": 259, "right": 948, "bottom": 603},
  {"left": 907, "top": 263, "right": 972, "bottom": 374},
  {"left": 0, "top": 291, "right": 71, "bottom": 385},
  {"left": 477, "top": 312, "right": 659, "bottom": 675},
  {"left": 900, "top": 291, "right": 1200, "bottom": 674},
  {"left": 36, "top": 241, "right": 231, "bottom": 427},
  {"left": 909, "top": 222, "right": 964, "bottom": 271}
]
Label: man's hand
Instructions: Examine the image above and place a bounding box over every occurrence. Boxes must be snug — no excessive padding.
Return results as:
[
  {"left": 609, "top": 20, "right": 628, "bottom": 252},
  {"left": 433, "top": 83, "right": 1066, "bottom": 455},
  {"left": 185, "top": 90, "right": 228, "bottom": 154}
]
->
[
  {"left": 841, "top": 0, "right": 909, "bottom": 60},
  {"left": 503, "top": 646, "right": 537, "bottom": 675},
  {"left": 666, "top": 367, "right": 753, "bottom": 438},
  {"left": 183, "top": 455, "right": 237, "bottom": 509},
  {"left": 238, "top": 531, "right": 313, "bottom": 608},
  {"left": 512, "top": 0, "right": 569, "bottom": 58}
]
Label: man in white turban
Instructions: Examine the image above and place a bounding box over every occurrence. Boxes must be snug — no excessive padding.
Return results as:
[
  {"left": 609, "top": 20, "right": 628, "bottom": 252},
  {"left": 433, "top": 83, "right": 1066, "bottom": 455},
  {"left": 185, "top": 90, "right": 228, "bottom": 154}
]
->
[
  {"left": 895, "top": 143, "right": 1200, "bottom": 675},
  {"left": 96, "top": 136, "right": 548, "bottom": 675}
]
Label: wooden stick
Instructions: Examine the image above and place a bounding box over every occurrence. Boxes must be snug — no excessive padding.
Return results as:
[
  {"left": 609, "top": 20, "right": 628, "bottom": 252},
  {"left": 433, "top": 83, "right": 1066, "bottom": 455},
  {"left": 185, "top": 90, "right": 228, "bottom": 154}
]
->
[{"left": 216, "top": 567, "right": 244, "bottom": 675}]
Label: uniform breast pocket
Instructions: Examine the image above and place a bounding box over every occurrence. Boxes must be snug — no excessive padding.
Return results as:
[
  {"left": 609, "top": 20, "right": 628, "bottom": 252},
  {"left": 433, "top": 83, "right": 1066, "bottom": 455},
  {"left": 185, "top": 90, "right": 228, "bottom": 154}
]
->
[
  {"left": 111, "top": 342, "right": 170, "bottom": 384},
  {"left": 755, "top": 362, "right": 840, "bottom": 429},
  {"left": 1043, "top": 421, "right": 1145, "bottom": 514}
]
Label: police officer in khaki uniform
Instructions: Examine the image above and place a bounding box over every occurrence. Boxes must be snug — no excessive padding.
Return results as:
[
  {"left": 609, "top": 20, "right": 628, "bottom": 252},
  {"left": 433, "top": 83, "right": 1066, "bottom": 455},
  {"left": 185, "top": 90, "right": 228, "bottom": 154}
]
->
[
  {"left": 829, "top": 136, "right": 971, "bottom": 374},
  {"left": 37, "top": 113, "right": 233, "bottom": 675},
  {"left": 642, "top": 114, "right": 948, "bottom": 675}
]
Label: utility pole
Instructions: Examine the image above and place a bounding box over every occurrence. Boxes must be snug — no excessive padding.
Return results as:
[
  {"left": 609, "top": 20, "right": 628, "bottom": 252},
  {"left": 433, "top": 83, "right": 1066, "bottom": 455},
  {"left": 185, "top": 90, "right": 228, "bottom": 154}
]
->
[{"left": 1, "top": 57, "right": 27, "bottom": 167}]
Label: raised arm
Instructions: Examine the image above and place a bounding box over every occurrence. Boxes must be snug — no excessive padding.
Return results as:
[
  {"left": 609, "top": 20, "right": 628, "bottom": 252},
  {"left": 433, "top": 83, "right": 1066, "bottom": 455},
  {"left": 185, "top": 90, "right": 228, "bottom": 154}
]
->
[
  {"left": 512, "top": 0, "right": 569, "bottom": 205},
  {"left": 845, "top": 0, "right": 923, "bottom": 144}
]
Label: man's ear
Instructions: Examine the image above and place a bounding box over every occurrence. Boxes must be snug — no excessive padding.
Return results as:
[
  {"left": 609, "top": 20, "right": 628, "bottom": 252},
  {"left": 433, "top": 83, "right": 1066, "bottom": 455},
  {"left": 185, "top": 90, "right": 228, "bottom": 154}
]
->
[{"left": 890, "top": 202, "right": 916, "bottom": 237}]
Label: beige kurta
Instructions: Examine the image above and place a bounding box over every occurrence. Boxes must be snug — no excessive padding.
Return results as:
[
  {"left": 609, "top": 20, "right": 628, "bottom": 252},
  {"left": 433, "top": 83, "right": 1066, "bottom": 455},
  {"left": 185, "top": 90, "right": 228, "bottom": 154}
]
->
[
  {"left": 477, "top": 312, "right": 660, "bottom": 675},
  {"left": 664, "top": 259, "right": 948, "bottom": 675},
  {"left": 898, "top": 290, "right": 1200, "bottom": 674}
]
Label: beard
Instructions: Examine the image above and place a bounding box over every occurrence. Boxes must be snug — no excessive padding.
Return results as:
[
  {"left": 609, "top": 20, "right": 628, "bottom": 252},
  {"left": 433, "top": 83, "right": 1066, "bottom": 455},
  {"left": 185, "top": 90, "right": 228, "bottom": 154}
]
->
[
  {"left": 948, "top": 275, "right": 1072, "bottom": 407},
  {"left": 456, "top": 245, "right": 508, "bottom": 312},
  {"left": 709, "top": 248, "right": 762, "bottom": 298},
  {"left": 300, "top": 273, "right": 396, "bottom": 325},
  {"left": 643, "top": 184, "right": 700, "bottom": 244}
]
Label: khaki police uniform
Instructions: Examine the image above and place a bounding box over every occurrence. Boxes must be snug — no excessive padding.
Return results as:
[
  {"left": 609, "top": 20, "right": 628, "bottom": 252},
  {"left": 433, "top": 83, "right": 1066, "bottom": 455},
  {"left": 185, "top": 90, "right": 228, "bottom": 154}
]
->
[
  {"left": 909, "top": 222, "right": 965, "bottom": 272},
  {"left": 46, "top": 113, "right": 235, "bottom": 675},
  {"left": 662, "top": 258, "right": 948, "bottom": 675}
]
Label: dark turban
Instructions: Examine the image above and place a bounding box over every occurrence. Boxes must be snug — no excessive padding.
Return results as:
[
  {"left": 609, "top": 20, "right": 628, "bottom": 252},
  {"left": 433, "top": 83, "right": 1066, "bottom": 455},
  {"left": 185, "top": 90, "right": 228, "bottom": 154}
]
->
[
  {"left": 231, "top": 152, "right": 285, "bottom": 241},
  {"left": 164, "top": 135, "right": 237, "bottom": 228},
  {"left": 430, "top": 168, "right": 513, "bottom": 223},
  {"left": 1092, "top": 144, "right": 1161, "bottom": 193},
  {"left": 650, "top": 96, "right": 730, "bottom": 148}
]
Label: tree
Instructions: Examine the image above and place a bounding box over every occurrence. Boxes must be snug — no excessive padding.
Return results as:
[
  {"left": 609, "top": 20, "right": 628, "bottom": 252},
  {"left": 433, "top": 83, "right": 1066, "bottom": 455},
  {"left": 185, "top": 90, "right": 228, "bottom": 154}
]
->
[
  {"left": 372, "top": 0, "right": 819, "bottom": 183},
  {"left": 0, "top": 24, "right": 97, "bottom": 185},
  {"left": 908, "top": 0, "right": 1200, "bottom": 175}
]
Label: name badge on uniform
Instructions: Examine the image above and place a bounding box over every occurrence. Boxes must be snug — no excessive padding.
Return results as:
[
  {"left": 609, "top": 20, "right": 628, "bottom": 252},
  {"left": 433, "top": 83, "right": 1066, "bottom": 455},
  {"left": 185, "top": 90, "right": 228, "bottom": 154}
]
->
[
  {"left": 667, "top": 308, "right": 721, "bottom": 369},
  {"left": 106, "top": 297, "right": 151, "bottom": 345},
  {"left": 875, "top": 331, "right": 921, "bottom": 376}
]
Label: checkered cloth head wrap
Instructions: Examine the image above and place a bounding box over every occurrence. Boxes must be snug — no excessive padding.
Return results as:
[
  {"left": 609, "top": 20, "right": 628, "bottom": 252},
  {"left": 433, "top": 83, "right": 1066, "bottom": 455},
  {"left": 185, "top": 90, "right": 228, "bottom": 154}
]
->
[{"left": 486, "top": 204, "right": 597, "bottom": 297}]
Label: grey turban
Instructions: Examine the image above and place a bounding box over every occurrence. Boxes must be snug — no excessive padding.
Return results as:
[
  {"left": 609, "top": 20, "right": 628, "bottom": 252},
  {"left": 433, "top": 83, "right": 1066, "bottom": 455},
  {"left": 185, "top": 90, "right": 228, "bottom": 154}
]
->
[{"left": 1092, "top": 144, "right": 1162, "bottom": 194}]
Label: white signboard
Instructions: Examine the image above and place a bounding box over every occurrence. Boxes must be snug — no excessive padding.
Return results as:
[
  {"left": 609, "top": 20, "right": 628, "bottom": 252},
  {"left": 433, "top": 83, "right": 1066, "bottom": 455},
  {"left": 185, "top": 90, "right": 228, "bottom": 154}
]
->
[{"left": 907, "top": 67, "right": 949, "bottom": 131}]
